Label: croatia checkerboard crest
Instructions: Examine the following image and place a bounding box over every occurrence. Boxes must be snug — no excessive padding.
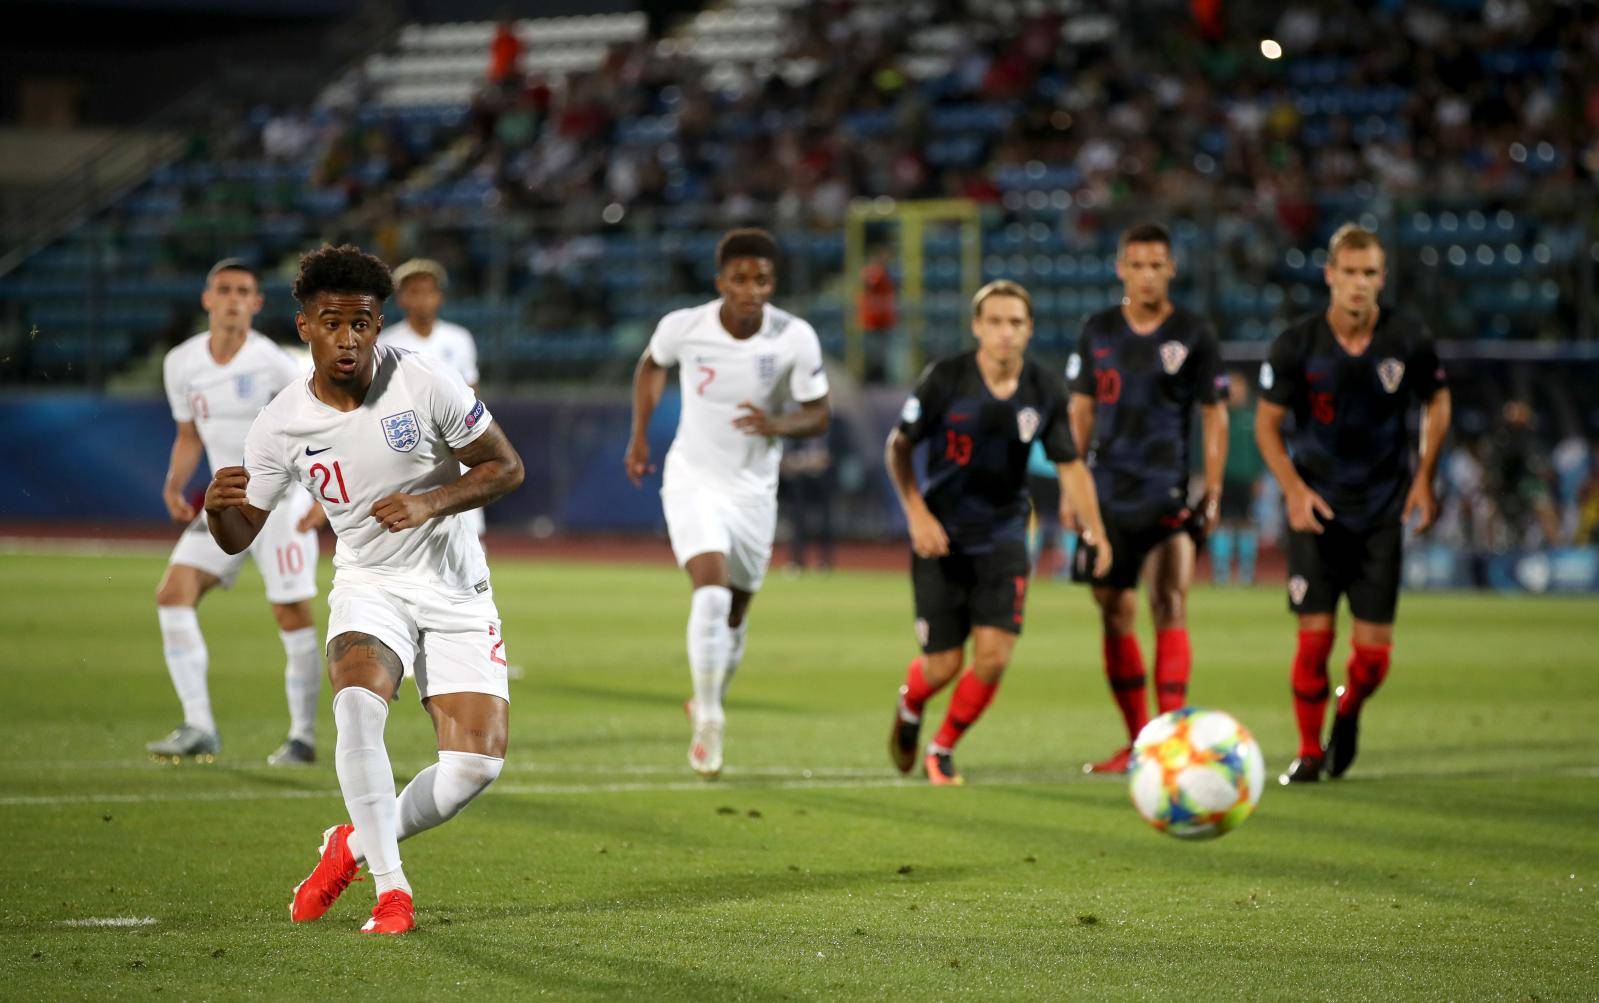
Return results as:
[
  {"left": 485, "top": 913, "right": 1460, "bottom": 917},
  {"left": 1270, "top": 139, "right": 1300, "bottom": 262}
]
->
[
  {"left": 1159, "top": 340, "right": 1188, "bottom": 375},
  {"left": 1377, "top": 358, "right": 1405, "bottom": 394},
  {"left": 381, "top": 410, "right": 421, "bottom": 453},
  {"left": 1016, "top": 407, "right": 1040, "bottom": 443},
  {"left": 1288, "top": 575, "right": 1309, "bottom": 605}
]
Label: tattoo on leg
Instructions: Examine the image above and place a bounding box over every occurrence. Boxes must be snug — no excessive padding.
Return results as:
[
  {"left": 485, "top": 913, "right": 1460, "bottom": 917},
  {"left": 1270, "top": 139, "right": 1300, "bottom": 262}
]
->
[{"left": 328, "top": 631, "right": 403, "bottom": 679}]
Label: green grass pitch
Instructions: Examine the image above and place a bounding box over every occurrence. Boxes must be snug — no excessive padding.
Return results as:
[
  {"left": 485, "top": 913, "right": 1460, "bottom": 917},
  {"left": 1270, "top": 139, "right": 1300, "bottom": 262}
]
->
[{"left": 1, "top": 549, "right": 1595, "bottom": 1000}]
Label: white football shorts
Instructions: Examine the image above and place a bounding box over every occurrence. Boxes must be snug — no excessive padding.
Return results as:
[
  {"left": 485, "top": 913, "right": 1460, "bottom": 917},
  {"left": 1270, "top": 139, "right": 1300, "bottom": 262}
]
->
[
  {"left": 660, "top": 484, "right": 777, "bottom": 592},
  {"left": 168, "top": 487, "right": 318, "bottom": 603},
  {"left": 325, "top": 572, "right": 508, "bottom": 703}
]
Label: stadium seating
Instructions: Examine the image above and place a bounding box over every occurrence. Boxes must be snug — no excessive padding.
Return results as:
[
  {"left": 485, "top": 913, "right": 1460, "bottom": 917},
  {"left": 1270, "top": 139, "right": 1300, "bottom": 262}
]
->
[{"left": 2, "top": 0, "right": 1592, "bottom": 384}]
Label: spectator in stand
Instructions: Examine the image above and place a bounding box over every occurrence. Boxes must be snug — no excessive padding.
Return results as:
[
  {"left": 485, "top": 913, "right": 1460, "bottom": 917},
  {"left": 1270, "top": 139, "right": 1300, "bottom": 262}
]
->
[
  {"left": 487, "top": 20, "right": 522, "bottom": 87},
  {"left": 858, "top": 247, "right": 897, "bottom": 383}
]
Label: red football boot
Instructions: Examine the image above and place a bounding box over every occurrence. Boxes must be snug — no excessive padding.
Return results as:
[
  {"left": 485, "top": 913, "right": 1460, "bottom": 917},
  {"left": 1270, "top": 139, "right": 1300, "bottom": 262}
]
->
[
  {"left": 290, "top": 824, "right": 361, "bottom": 923},
  {"left": 360, "top": 889, "right": 415, "bottom": 935},
  {"left": 1083, "top": 745, "right": 1133, "bottom": 775}
]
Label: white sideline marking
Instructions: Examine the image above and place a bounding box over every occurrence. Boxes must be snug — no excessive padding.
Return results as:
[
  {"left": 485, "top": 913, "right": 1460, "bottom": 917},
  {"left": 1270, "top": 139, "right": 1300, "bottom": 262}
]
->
[
  {"left": 0, "top": 759, "right": 896, "bottom": 778},
  {"left": 2, "top": 763, "right": 1595, "bottom": 808},
  {"left": 60, "top": 917, "right": 158, "bottom": 928}
]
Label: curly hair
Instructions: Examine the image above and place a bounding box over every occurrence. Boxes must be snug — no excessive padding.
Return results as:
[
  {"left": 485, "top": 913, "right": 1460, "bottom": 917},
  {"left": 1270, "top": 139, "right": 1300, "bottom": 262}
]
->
[
  {"left": 715, "top": 228, "right": 780, "bottom": 270},
  {"left": 292, "top": 244, "right": 395, "bottom": 304}
]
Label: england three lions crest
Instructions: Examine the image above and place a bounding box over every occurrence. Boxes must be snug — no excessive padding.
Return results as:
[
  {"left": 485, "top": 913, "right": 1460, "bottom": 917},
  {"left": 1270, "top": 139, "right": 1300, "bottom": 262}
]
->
[
  {"left": 1016, "top": 407, "right": 1040, "bottom": 443},
  {"left": 1377, "top": 358, "right": 1405, "bottom": 394},
  {"left": 1160, "top": 340, "right": 1188, "bottom": 375},
  {"left": 381, "top": 410, "right": 421, "bottom": 453}
]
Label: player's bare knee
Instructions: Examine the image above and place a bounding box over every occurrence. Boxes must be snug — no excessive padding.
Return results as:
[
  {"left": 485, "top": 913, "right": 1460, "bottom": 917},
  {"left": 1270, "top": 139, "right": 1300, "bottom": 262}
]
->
[
  {"left": 922, "top": 649, "right": 963, "bottom": 686},
  {"left": 155, "top": 568, "right": 198, "bottom": 608},
  {"left": 971, "top": 658, "right": 1008, "bottom": 684},
  {"left": 271, "top": 600, "right": 314, "bottom": 632},
  {"left": 326, "top": 631, "right": 402, "bottom": 692},
  {"left": 1150, "top": 591, "right": 1186, "bottom": 629}
]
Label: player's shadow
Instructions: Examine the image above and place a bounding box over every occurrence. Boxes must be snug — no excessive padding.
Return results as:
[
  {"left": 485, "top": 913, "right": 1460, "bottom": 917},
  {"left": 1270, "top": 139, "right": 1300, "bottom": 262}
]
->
[
  {"left": 466, "top": 863, "right": 975, "bottom": 920},
  {"left": 414, "top": 935, "right": 797, "bottom": 1001}
]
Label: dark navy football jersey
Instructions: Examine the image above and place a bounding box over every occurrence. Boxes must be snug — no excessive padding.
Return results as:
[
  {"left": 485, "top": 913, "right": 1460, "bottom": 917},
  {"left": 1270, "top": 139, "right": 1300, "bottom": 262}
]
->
[
  {"left": 1068, "top": 306, "right": 1225, "bottom": 524},
  {"left": 1260, "top": 311, "right": 1447, "bottom": 531},
  {"left": 897, "top": 351, "right": 1077, "bottom": 552}
]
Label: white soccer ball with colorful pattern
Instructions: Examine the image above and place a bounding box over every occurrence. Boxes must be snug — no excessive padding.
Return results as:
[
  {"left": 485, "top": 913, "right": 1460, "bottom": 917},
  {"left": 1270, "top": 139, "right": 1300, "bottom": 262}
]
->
[{"left": 1128, "top": 708, "right": 1265, "bottom": 839}]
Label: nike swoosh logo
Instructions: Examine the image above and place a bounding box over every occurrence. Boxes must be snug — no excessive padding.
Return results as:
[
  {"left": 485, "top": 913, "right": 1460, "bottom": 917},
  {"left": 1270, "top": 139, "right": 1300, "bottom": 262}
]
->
[{"left": 305, "top": 446, "right": 332, "bottom": 456}]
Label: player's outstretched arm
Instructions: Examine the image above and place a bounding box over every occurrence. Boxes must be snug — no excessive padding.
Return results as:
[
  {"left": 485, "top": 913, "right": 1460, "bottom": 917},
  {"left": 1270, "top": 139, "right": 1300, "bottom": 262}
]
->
[
  {"left": 372, "top": 425, "right": 524, "bottom": 533},
  {"left": 1256, "top": 400, "right": 1333, "bottom": 533},
  {"left": 163, "top": 421, "right": 205, "bottom": 523},
  {"left": 1404, "top": 387, "right": 1452, "bottom": 533},
  {"left": 1058, "top": 460, "right": 1113, "bottom": 579},
  {"left": 885, "top": 428, "right": 948, "bottom": 558},
  {"left": 625, "top": 350, "right": 668, "bottom": 487},
  {"left": 204, "top": 466, "right": 270, "bottom": 554}
]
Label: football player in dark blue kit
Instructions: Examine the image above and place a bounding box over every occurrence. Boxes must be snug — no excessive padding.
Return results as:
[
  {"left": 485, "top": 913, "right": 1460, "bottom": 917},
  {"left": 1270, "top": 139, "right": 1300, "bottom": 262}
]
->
[
  {"left": 884, "top": 280, "right": 1112, "bottom": 785},
  {"left": 1066, "top": 223, "right": 1230, "bottom": 775},
  {"left": 1256, "top": 225, "right": 1451, "bottom": 784}
]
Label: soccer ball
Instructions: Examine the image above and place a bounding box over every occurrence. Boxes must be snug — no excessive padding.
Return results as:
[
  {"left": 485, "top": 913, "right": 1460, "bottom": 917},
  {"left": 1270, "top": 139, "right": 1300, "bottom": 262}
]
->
[{"left": 1128, "top": 707, "right": 1265, "bottom": 840}]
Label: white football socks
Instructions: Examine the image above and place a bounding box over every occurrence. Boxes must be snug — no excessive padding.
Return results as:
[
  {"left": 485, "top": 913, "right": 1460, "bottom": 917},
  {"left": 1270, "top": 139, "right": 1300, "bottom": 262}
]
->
[
  {"left": 157, "top": 605, "right": 215, "bottom": 734},
  {"left": 332, "top": 687, "right": 409, "bottom": 897},
  {"left": 279, "top": 627, "right": 321, "bottom": 746},
  {"left": 396, "top": 751, "right": 504, "bottom": 842},
  {"left": 722, "top": 620, "right": 749, "bottom": 700},
  {"left": 687, "top": 585, "right": 733, "bottom": 726}
]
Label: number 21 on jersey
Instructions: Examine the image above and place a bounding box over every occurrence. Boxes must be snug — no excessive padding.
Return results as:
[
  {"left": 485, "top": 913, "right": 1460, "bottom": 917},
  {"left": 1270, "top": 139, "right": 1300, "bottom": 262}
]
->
[{"left": 310, "top": 461, "right": 351, "bottom": 504}]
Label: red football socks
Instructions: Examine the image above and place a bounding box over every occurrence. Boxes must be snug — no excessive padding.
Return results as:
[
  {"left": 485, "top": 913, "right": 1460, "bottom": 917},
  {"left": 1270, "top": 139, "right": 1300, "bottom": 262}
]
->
[
  {"left": 931, "top": 670, "right": 999, "bottom": 750},
  {"left": 1153, "top": 627, "right": 1192, "bottom": 714},
  {"left": 898, "top": 656, "right": 951, "bottom": 721},
  {"left": 1291, "top": 629, "right": 1336, "bottom": 757},
  {"left": 1103, "top": 633, "right": 1149, "bottom": 741},
  {"left": 1338, "top": 643, "right": 1392, "bottom": 716}
]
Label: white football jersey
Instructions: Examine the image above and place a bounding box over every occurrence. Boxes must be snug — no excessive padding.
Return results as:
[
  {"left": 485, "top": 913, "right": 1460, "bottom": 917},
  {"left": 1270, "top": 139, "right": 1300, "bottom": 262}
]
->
[
  {"left": 243, "top": 346, "right": 493, "bottom": 594},
  {"left": 378, "top": 318, "right": 479, "bottom": 386},
  {"left": 647, "top": 300, "right": 829, "bottom": 496},
  {"left": 163, "top": 331, "right": 304, "bottom": 472}
]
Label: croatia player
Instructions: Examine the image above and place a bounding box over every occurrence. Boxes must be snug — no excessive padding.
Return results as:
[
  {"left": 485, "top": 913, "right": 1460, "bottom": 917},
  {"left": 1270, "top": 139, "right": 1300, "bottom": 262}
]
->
[
  {"left": 378, "top": 258, "right": 486, "bottom": 539},
  {"left": 886, "top": 280, "right": 1112, "bottom": 785},
  {"left": 1066, "top": 223, "right": 1229, "bottom": 774},
  {"left": 1256, "top": 224, "right": 1451, "bottom": 784},
  {"left": 204, "top": 245, "right": 524, "bottom": 934},
  {"left": 624, "top": 228, "right": 831, "bottom": 778},
  {"left": 150, "top": 258, "right": 325, "bottom": 765}
]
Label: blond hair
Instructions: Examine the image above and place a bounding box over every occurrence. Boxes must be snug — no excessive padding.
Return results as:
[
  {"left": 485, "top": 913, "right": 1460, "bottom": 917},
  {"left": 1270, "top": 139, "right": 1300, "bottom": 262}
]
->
[
  {"left": 971, "top": 279, "right": 1032, "bottom": 319},
  {"left": 1328, "top": 224, "right": 1383, "bottom": 264}
]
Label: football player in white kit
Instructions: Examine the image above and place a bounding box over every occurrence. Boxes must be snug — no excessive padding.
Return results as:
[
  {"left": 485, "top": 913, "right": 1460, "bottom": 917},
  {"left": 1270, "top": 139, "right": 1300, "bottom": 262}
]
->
[
  {"left": 149, "top": 259, "right": 326, "bottom": 766},
  {"left": 625, "top": 229, "right": 831, "bottom": 778},
  {"left": 377, "top": 258, "right": 486, "bottom": 540},
  {"left": 203, "top": 245, "right": 525, "bottom": 935}
]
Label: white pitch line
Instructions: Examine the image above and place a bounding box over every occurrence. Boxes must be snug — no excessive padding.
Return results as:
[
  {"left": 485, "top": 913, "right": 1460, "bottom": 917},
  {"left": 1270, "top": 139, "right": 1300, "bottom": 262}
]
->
[
  {"left": 3, "top": 763, "right": 1596, "bottom": 808},
  {"left": 0, "top": 773, "right": 1076, "bottom": 807},
  {"left": 0, "top": 759, "right": 895, "bottom": 778},
  {"left": 60, "top": 917, "right": 158, "bottom": 928}
]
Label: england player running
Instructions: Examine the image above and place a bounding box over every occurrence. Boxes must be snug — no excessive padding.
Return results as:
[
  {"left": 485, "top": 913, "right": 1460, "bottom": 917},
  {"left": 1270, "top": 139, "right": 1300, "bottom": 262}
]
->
[
  {"left": 149, "top": 258, "right": 326, "bottom": 766},
  {"left": 377, "top": 258, "right": 486, "bottom": 539},
  {"left": 886, "top": 280, "right": 1112, "bottom": 785},
  {"left": 204, "top": 245, "right": 524, "bottom": 935},
  {"left": 624, "top": 228, "right": 831, "bottom": 779},
  {"left": 1066, "top": 224, "right": 1229, "bottom": 775},
  {"left": 1257, "top": 224, "right": 1451, "bottom": 784}
]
